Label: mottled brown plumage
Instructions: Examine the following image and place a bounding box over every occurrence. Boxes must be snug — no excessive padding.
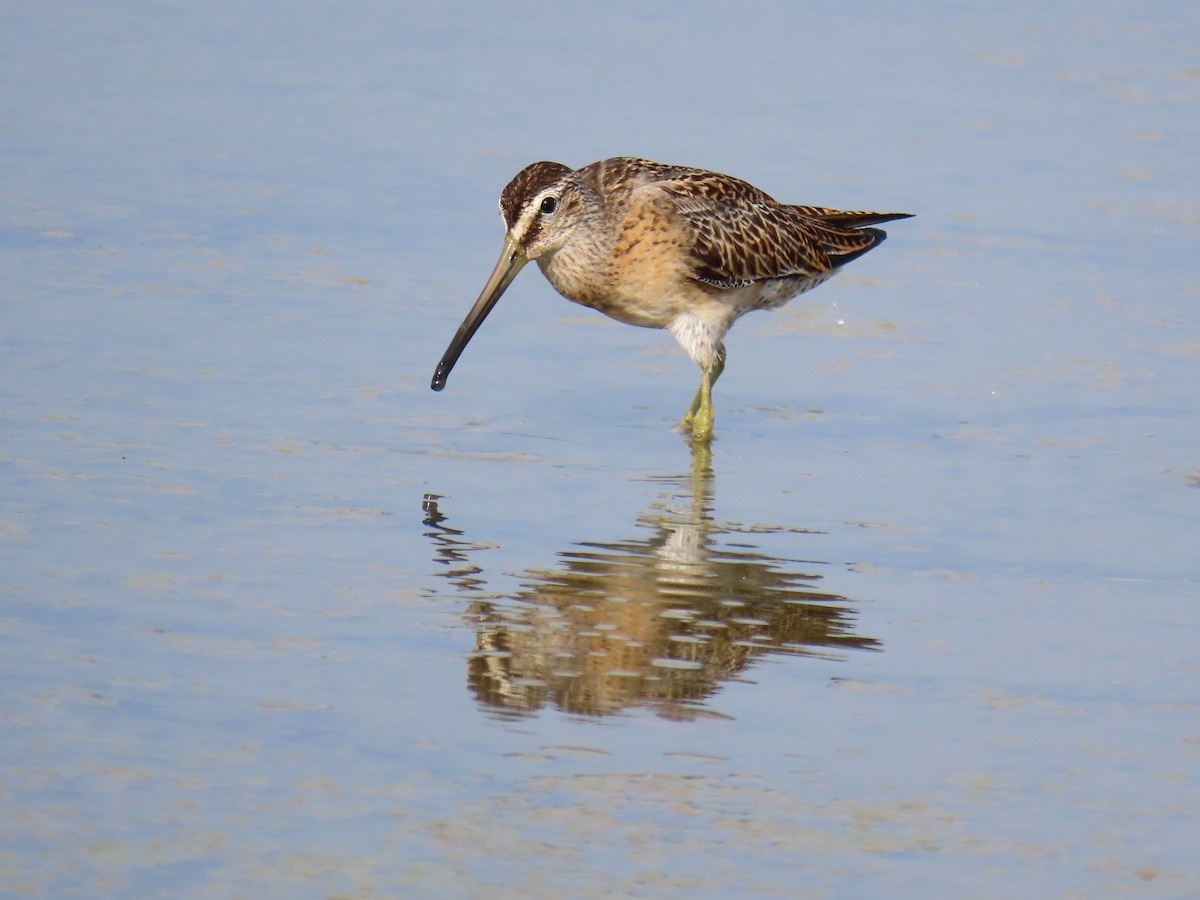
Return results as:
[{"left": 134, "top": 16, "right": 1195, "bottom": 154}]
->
[{"left": 432, "top": 157, "right": 911, "bottom": 442}]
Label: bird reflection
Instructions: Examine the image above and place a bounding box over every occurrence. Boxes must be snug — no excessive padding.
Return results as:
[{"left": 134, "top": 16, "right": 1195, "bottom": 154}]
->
[{"left": 421, "top": 446, "right": 879, "bottom": 719}]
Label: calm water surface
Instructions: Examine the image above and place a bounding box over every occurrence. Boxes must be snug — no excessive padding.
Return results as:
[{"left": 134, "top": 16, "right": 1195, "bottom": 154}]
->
[{"left": 2, "top": 2, "right": 1198, "bottom": 897}]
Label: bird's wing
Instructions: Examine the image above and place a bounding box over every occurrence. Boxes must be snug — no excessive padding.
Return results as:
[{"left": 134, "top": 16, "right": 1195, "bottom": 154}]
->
[{"left": 654, "top": 172, "right": 895, "bottom": 289}]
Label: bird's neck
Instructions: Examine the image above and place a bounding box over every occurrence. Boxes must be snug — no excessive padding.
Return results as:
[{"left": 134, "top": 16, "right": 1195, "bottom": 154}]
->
[{"left": 537, "top": 205, "right": 615, "bottom": 306}]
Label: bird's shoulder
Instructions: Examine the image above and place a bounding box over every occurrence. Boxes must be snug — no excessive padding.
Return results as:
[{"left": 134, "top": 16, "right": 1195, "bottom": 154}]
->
[
  {"left": 581, "top": 159, "right": 886, "bottom": 288},
  {"left": 648, "top": 169, "right": 844, "bottom": 287}
]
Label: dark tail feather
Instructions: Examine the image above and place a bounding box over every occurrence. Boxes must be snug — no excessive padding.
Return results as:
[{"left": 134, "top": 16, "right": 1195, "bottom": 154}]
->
[
  {"left": 830, "top": 227, "right": 890, "bottom": 266},
  {"left": 813, "top": 210, "right": 914, "bottom": 229}
]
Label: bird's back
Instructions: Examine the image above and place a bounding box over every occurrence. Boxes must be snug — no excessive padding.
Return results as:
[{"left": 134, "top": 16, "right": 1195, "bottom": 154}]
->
[{"left": 579, "top": 158, "right": 909, "bottom": 294}]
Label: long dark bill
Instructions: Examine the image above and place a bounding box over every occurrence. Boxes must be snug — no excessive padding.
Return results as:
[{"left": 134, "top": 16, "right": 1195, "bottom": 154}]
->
[{"left": 430, "top": 235, "right": 528, "bottom": 391}]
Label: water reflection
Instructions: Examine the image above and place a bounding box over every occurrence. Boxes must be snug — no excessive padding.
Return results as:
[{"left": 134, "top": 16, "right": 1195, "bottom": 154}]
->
[{"left": 422, "top": 446, "right": 879, "bottom": 719}]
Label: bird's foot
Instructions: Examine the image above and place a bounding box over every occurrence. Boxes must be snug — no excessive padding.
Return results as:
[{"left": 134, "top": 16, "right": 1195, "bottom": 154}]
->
[
  {"left": 677, "top": 388, "right": 703, "bottom": 433},
  {"left": 688, "top": 406, "right": 714, "bottom": 443},
  {"left": 676, "top": 410, "right": 712, "bottom": 442}
]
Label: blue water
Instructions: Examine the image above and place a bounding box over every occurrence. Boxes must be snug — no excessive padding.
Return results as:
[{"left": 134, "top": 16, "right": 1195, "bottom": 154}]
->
[{"left": 3, "top": 2, "right": 1198, "bottom": 897}]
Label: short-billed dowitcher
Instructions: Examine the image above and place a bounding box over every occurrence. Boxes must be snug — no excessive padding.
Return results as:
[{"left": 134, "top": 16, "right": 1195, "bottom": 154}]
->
[{"left": 431, "top": 157, "right": 911, "bottom": 442}]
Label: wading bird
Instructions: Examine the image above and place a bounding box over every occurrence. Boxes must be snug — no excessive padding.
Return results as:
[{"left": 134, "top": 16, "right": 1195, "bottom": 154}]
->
[{"left": 432, "top": 157, "right": 911, "bottom": 442}]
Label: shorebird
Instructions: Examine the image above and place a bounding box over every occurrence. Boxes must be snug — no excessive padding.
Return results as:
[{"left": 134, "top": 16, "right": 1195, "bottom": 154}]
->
[{"left": 431, "top": 157, "right": 911, "bottom": 442}]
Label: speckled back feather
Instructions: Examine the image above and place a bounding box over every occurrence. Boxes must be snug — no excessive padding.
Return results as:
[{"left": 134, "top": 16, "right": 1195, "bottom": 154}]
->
[{"left": 572, "top": 157, "right": 910, "bottom": 290}]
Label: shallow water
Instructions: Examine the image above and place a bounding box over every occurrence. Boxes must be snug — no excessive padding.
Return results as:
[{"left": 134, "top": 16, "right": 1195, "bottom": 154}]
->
[{"left": 2, "top": 2, "right": 1199, "bottom": 897}]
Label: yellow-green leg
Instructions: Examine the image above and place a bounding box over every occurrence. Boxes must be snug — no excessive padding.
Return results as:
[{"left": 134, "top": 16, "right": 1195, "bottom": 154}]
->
[{"left": 677, "top": 344, "right": 725, "bottom": 442}]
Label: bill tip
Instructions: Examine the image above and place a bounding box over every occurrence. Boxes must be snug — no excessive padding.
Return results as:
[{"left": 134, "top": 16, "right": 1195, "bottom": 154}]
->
[{"left": 431, "top": 364, "right": 448, "bottom": 391}]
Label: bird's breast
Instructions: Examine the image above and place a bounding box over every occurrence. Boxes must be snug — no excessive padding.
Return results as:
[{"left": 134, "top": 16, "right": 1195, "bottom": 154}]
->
[{"left": 538, "top": 198, "right": 701, "bottom": 329}]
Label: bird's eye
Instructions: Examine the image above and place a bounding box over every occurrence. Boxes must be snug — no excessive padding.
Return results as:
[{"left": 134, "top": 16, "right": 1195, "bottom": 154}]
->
[{"left": 539, "top": 196, "right": 558, "bottom": 214}]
